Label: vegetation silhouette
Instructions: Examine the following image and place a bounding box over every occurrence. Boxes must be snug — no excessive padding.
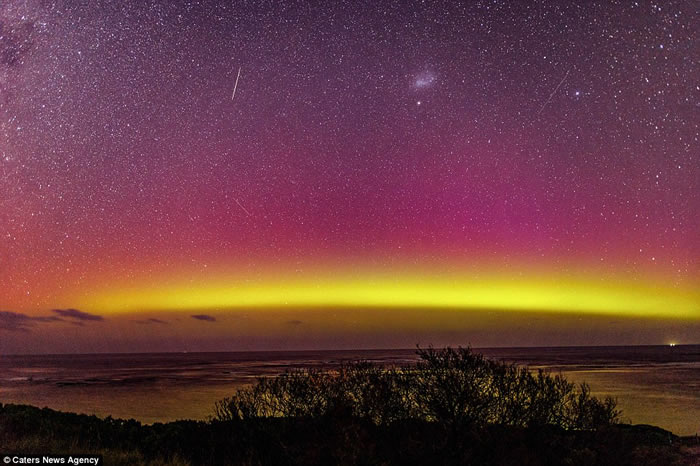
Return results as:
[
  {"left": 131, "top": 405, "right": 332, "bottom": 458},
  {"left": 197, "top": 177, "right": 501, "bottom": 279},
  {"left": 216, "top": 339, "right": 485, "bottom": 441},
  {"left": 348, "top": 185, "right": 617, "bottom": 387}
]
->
[{"left": 214, "top": 346, "right": 620, "bottom": 431}]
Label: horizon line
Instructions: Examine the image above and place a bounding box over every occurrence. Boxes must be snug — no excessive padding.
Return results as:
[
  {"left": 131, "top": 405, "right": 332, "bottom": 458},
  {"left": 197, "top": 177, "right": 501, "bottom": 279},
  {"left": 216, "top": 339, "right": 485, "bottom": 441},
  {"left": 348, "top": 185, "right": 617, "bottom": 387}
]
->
[{"left": 3, "top": 342, "right": 697, "bottom": 357}]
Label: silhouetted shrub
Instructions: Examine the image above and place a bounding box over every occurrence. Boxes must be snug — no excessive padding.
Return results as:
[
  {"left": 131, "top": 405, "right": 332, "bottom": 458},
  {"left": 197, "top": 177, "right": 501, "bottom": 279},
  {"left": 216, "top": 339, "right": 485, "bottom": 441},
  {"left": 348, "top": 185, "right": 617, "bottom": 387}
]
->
[{"left": 214, "top": 346, "right": 621, "bottom": 430}]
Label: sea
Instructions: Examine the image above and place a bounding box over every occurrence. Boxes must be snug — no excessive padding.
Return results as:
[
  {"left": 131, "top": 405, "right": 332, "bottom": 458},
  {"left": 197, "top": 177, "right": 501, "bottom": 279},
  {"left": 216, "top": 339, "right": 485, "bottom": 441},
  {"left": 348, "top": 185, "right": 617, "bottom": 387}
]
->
[{"left": 1, "top": 345, "right": 698, "bottom": 436}]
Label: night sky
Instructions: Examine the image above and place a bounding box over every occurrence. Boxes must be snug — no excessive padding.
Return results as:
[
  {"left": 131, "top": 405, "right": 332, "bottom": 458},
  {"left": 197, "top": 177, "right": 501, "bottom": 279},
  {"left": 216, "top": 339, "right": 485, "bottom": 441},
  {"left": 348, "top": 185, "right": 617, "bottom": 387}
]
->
[{"left": 1, "top": 0, "right": 698, "bottom": 353}]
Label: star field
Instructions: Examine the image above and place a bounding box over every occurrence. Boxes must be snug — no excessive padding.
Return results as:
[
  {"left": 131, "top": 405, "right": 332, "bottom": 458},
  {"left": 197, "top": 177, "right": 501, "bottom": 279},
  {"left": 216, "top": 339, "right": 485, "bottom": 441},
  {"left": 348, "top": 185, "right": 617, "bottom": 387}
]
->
[{"left": 0, "top": 0, "right": 698, "bottom": 352}]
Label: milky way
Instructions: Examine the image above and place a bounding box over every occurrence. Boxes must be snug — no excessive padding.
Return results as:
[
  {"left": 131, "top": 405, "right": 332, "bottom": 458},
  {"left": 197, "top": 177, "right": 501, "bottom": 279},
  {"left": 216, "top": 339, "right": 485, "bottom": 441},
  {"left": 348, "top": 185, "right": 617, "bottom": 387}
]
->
[{"left": 0, "top": 0, "right": 698, "bottom": 352}]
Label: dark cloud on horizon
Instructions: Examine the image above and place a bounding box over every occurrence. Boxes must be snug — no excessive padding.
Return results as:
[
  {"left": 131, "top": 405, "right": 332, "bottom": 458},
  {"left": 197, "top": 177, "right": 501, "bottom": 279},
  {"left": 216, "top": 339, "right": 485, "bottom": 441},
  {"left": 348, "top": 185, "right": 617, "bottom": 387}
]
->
[
  {"left": 191, "top": 314, "right": 216, "bottom": 322},
  {"left": 285, "top": 320, "right": 303, "bottom": 326},
  {"left": 52, "top": 308, "right": 104, "bottom": 321},
  {"left": 134, "top": 318, "right": 168, "bottom": 325},
  {"left": 0, "top": 310, "right": 62, "bottom": 332},
  {"left": 1, "top": 308, "right": 104, "bottom": 332},
  {"left": 0, "top": 310, "right": 36, "bottom": 332}
]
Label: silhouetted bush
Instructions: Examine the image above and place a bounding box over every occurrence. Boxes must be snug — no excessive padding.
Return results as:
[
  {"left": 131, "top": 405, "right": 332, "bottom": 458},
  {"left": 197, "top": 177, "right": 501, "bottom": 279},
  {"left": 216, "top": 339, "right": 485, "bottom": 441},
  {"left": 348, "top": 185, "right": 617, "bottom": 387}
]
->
[{"left": 215, "top": 346, "right": 621, "bottom": 430}]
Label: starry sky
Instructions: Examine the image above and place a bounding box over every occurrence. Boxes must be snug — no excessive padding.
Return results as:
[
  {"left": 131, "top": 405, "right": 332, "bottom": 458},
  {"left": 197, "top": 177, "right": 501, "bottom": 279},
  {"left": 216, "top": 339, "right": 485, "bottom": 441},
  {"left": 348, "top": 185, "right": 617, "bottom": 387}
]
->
[{"left": 1, "top": 0, "right": 698, "bottom": 353}]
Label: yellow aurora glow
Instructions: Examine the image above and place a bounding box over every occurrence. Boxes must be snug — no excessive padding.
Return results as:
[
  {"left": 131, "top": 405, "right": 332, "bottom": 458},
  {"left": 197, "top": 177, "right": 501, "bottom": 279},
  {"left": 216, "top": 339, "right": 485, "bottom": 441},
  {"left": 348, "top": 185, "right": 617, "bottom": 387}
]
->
[{"left": 80, "top": 270, "right": 699, "bottom": 320}]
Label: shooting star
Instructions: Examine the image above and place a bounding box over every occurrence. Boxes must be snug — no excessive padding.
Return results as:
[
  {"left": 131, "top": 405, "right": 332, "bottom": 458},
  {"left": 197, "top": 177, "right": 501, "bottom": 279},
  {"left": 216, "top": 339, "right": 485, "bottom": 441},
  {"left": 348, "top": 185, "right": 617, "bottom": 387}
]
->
[
  {"left": 234, "top": 198, "right": 251, "bottom": 216},
  {"left": 231, "top": 67, "right": 242, "bottom": 100},
  {"left": 536, "top": 69, "right": 570, "bottom": 117}
]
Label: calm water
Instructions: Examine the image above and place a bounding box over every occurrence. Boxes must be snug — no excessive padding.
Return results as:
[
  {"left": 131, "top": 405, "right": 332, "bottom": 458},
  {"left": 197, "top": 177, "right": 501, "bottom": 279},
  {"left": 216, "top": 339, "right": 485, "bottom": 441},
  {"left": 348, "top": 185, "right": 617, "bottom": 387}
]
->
[{"left": 1, "top": 345, "right": 698, "bottom": 435}]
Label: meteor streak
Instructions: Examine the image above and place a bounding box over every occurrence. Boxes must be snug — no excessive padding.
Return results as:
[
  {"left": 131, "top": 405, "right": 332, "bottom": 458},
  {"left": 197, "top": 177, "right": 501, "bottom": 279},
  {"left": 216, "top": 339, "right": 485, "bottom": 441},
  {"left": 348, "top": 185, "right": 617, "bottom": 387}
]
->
[
  {"left": 231, "top": 67, "right": 241, "bottom": 100},
  {"left": 536, "top": 69, "right": 570, "bottom": 117}
]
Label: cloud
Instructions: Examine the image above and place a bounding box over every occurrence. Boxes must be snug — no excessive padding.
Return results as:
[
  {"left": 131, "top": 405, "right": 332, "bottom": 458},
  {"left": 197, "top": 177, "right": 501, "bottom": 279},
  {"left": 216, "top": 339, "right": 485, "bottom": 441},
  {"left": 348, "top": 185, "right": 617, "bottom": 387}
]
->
[
  {"left": 0, "top": 310, "right": 34, "bottom": 332},
  {"left": 285, "top": 320, "right": 304, "bottom": 326},
  {"left": 191, "top": 314, "right": 216, "bottom": 322},
  {"left": 33, "top": 315, "right": 64, "bottom": 323},
  {"left": 1, "top": 308, "right": 103, "bottom": 332},
  {"left": 0, "top": 310, "right": 62, "bottom": 332},
  {"left": 134, "top": 318, "right": 168, "bottom": 325},
  {"left": 52, "top": 308, "right": 104, "bottom": 321}
]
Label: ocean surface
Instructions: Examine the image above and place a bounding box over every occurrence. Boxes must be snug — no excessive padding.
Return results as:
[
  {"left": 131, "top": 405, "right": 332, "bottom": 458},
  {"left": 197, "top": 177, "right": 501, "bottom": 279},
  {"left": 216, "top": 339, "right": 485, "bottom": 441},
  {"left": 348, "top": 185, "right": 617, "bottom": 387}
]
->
[{"left": 1, "top": 345, "right": 698, "bottom": 435}]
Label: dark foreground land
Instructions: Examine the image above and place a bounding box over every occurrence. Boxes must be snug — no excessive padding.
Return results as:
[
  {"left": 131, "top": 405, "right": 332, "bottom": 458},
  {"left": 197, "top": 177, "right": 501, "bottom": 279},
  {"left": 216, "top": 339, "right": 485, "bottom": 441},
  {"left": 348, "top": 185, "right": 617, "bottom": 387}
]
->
[
  {"left": 2, "top": 347, "right": 698, "bottom": 465},
  {"left": 2, "top": 404, "right": 700, "bottom": 466}
]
